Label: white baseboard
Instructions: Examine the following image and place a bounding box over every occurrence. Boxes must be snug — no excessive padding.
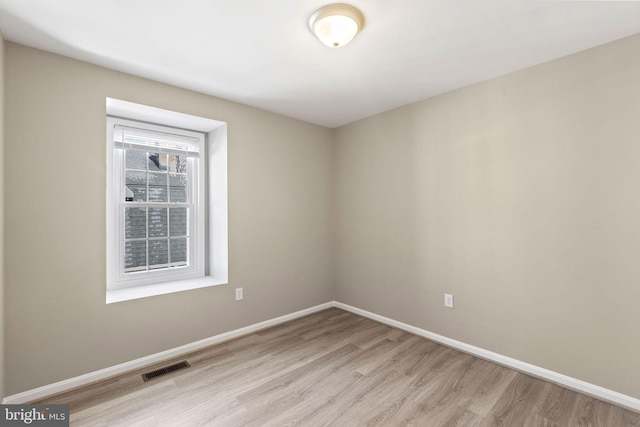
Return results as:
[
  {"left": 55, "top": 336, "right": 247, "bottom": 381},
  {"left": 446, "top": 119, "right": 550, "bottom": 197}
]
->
[
  {"left": 2, "top": 301, "right": 334, "bottom": 404},
  {"left": 334, "top": 302, "right": 640, "bottom": 413},
  {"left": 5, "top": 300, "right": 639, "bottom": 414}
]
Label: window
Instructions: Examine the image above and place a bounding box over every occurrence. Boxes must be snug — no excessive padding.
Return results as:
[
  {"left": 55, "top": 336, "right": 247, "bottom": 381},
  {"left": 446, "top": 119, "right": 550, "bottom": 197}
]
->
[
  {"left": 106, "top": 99, "right": 228, "bottom": 303},
  {"left": 108, "top": 117, "right": 205, "bottom": 288}
]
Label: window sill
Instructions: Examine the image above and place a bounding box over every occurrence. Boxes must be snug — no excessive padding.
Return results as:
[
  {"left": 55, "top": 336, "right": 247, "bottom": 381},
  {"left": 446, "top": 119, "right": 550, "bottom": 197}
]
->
[{"left": 106, "top": 276, "right": 227, "bottom": 304}]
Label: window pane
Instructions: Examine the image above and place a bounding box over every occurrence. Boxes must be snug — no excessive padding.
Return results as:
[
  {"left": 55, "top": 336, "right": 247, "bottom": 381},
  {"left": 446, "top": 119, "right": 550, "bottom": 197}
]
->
[
  {"left": 169, "top": 155, "right": 188, "bottom": 174},
  {"left": 170, "top": 238, "right": 188, "bottom": 266},
  {"left": 149, "top": 239, "right": 168, "bottom": 269},
  {"left": 125, "top": 150, "right": 147, "bottom": 170},
  {"left": 125, "top": 207, "right": 146, "bottom": 239},
  {"left": 148, "top": 172, "right": 168, "bottom": 202},
  {"left": 170, "top": 208, "right": 188, "bottom": 237},
  {"left": 148, "top": 152, "right": 168, "bottom": 172},
  {"left": 169, "top": 174, "right": 187, "bottom": 203},
  {"left": 124, "top": 241, "right": 146, "bottom": 271},
  {"left": 125, "top": 171, "right": 147, "bottom": 202},
  {"left": 149, "top": 208, "right": 168, "bottom": 238}
]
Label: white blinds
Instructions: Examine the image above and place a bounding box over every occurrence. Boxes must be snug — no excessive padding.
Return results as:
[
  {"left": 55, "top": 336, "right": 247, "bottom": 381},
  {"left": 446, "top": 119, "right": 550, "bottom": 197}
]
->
[{"left": 113, "top": 124, "right": 201, "bottom": 158}]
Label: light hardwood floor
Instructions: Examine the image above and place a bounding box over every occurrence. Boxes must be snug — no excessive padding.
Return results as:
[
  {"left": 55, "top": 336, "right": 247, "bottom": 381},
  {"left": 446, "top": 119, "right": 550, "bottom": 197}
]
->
[{"left": 35, "top": 308, "right": 640, "bottom": 426}]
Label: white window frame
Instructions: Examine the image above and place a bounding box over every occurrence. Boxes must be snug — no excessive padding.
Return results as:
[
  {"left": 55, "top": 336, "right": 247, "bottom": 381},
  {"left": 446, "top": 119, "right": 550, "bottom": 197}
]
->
[
  {"left": 108, "top": 117, "right": 206, "bottom": 289},
  {"left": 106, "top": 98, "right": 228, "bottom": 304}
]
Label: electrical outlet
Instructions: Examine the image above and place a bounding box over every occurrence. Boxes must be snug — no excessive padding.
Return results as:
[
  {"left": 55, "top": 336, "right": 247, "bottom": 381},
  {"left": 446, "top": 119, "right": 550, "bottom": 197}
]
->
[
  {"left": 235, "top": 288, "right": 243, "bottom": 301},
  {"left": 444, "top": 293, "right": 454, "bottom": 308}
]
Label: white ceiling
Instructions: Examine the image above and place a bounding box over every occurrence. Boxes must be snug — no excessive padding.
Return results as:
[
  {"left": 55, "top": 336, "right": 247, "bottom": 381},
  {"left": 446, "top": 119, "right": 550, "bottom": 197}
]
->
[{"left": 1, "top": 1, "right": 640, "bottom": 128}]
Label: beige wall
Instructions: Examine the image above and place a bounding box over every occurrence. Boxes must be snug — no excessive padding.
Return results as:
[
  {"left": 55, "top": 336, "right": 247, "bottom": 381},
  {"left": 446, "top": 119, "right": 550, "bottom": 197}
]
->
[
  {"left": 335, "top": 33, "right": 640, "bottom": 399},
  {"left": 0, "top": 31, "right": 5, "bottom": 400},
  {"left": 4, "top": 43, "right": 334, "bottom": 395}
]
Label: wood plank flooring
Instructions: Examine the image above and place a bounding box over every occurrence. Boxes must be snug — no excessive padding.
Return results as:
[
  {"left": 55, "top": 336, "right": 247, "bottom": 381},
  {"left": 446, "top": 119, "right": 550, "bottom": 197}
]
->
[{"left": 35, "top": 308, "right": 640, "bottom": 426}]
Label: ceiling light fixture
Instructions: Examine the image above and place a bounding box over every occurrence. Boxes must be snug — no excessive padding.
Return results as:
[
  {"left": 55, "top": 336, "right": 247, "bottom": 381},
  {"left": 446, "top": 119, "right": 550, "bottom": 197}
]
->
[{"left": 309, "top": 4, "right": 365, "bottom": 48}]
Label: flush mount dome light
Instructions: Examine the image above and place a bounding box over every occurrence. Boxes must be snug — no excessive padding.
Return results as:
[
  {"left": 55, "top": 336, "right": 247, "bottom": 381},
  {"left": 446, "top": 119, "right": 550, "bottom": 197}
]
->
[{"left": 309, "top": 4, "right": 364, "bottom": 48}]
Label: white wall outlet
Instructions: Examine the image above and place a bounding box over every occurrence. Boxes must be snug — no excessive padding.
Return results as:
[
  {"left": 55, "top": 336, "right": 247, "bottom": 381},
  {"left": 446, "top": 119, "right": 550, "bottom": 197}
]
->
[
  {"left": 444, "top": 293, "right": 454, "bottom": 308},
  {"left": 235, "top": 288, "right": 243, "bottom": 301}
]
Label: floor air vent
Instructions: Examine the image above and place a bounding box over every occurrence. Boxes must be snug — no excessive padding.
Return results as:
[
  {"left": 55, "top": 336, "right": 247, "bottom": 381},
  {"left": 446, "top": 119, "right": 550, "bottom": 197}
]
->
[{"left": 142, "top": 360, "right": 190, "bottom": 382}]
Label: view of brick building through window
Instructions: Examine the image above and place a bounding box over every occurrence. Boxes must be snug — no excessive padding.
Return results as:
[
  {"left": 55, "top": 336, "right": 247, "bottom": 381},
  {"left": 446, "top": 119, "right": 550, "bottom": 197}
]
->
[{"left": 123, "top": 150, "right": 189, "bottom": 273}]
